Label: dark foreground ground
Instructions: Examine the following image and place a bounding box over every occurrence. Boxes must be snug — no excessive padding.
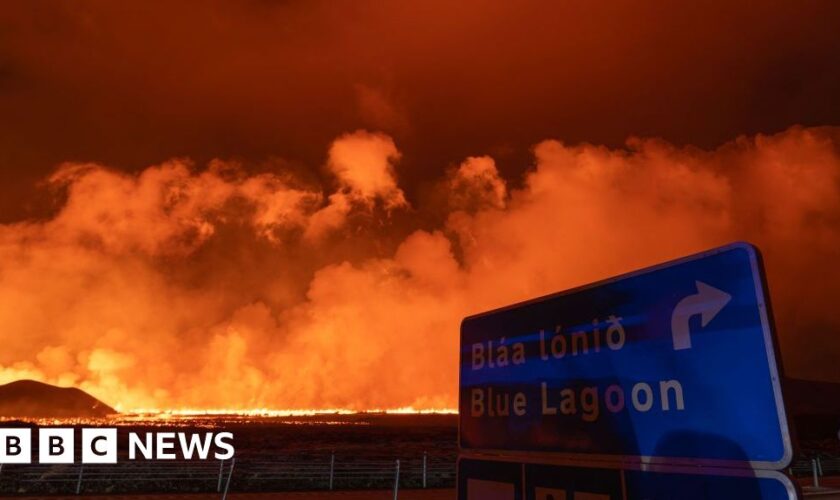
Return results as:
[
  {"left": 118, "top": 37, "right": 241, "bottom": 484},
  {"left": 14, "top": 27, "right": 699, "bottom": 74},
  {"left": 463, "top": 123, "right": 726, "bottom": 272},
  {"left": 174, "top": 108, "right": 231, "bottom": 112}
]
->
[
  {"left": 3, "top": 413, "right": 840, "bottom": 497},
  {"left": 0, "top": 414, "right": 458, "bottom": 496},
  {"left": 13, "top": 489, "right": 455, "bottom": 500}
]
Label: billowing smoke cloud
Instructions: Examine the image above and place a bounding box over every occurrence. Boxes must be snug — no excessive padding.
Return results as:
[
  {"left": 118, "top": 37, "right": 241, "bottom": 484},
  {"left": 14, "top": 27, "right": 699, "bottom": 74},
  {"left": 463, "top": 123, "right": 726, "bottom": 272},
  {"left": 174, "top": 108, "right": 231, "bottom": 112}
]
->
[
  {"left": 1, "top": 126, "right": 838, "bottom": 410},
  {"left": 305, "top": 131, "right": 406, "bottom": 242}
]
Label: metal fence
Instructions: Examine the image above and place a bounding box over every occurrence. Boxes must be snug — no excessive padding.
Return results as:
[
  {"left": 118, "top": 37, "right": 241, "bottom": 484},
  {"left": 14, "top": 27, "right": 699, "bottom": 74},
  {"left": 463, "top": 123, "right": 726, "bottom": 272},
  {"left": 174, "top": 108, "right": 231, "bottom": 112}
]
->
[
  {"left": 789, "top": 454, "right": 840, "bottom": 488},
  {"left": 0, "top": 452, "right": 456, "bottom": 496},
  {"left": 3, "top": 453, "right": 838, "bottom": 496}
]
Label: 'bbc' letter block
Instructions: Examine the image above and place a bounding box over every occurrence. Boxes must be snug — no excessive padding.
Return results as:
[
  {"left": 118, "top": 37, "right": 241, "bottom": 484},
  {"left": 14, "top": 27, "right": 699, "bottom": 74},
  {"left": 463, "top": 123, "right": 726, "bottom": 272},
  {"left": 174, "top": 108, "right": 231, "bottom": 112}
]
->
[
  {"left": 0, "top": 429, "right": 32, "bottom": 464},
  {"left": 82, "top": 428, "right": 117, "bottom": 464},
  {"left": 39, "top": 428, "right": 75, "bottom": 464}
]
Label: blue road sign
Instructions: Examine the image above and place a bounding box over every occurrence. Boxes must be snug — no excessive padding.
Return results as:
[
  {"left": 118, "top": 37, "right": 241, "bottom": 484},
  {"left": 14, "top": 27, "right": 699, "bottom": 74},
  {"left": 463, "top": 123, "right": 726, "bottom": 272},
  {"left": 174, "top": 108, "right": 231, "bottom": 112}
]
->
[
  {"left": 458, "top": 457, "right": 799, "bottom": 500},
  {"left": 459, "top": 242, "right": 791, "bottom": 467}
]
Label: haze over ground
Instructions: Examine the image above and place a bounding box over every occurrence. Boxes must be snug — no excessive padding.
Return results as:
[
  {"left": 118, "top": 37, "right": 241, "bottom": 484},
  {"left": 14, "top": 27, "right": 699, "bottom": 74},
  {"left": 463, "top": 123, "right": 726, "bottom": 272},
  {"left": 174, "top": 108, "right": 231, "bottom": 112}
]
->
[{"left": 1, "top": 1, "right": 839, "bottom": 410}]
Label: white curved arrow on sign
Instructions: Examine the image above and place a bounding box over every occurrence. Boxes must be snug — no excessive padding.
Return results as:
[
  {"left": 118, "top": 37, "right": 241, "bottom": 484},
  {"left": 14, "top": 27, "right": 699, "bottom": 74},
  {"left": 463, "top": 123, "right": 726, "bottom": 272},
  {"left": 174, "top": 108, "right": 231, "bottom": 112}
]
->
[{"left": 670, "top": 281, "right": 732, "bottom": 351}]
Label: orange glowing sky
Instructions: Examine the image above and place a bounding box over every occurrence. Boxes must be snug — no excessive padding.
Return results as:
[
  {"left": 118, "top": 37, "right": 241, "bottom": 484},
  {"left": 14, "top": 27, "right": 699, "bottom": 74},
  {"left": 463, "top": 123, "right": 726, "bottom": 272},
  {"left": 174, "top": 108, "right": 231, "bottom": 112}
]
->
[{"left": 1, "top": 1, "right": 840, "bottom": 411}]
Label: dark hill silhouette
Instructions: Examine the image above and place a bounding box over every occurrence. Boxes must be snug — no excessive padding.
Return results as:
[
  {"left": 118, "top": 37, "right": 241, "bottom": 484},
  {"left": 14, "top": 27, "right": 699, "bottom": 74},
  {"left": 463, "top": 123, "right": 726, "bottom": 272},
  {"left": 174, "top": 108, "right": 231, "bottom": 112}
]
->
[
  {"left": 784, "top": 377, "right": 840, "bottom": 440},
  {"left": 785, "top": 378, "right": 840, "bottom": 415},
  {"left": 0, "top": 380, "right": 116, "bottom": 418}
]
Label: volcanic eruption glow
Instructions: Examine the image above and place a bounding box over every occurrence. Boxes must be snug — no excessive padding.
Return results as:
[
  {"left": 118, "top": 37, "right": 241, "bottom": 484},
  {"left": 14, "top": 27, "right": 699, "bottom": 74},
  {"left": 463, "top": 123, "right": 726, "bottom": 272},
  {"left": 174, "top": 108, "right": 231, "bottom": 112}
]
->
[
  {"left": 2, "top": 1, "right": 840, "bottom": 414},
  {"left": 1, "top": 126, "right": 840, "bottom": 411}
]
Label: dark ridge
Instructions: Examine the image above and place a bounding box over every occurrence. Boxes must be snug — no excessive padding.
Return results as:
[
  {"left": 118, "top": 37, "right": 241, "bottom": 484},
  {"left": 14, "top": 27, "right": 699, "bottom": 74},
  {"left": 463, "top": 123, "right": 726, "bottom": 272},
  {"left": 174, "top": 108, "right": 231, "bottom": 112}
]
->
[
  {"left": 0, "top": 379, "right": 116, "bottom": 418},
  {"left": 785, "top": 378, "right": 840, "bottom": 416},
  {"left": 784, "top": 377, "right": 840, "bottom": 441}
]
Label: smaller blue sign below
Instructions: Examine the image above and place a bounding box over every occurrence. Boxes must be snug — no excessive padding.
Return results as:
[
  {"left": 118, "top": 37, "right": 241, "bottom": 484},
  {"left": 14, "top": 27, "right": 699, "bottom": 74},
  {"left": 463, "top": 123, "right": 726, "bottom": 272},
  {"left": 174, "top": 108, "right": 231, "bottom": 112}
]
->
[
  {"left": 457, "top": 457, "right": 799, "bottom": 500},
  {"left": 459, "top": 242, "right": 791, "bottom": 467},
  {"left": 458, "top": 458, "right": 523, "bottom": 500}
]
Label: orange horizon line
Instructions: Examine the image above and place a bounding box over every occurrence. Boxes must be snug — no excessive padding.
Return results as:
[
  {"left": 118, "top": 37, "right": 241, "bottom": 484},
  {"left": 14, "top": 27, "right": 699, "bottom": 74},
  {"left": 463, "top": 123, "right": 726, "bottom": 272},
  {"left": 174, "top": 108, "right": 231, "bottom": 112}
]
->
[{"left": 116, "top": 407, "right": 459, "bottom": 416}]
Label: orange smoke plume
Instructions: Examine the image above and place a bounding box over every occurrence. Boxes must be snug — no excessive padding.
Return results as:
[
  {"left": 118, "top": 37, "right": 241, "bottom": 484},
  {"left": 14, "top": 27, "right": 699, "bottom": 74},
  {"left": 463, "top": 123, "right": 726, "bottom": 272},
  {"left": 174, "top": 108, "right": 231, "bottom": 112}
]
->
[{"left": 1, "top": 126, "right": 838, "bottom": 410}]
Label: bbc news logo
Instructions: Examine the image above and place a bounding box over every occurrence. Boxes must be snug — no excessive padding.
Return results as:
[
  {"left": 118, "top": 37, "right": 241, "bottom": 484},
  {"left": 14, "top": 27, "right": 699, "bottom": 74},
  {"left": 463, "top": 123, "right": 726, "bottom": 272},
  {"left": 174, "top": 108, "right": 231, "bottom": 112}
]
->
[{"left": 0, "top": 428, "right": 235, "bottom": 464}]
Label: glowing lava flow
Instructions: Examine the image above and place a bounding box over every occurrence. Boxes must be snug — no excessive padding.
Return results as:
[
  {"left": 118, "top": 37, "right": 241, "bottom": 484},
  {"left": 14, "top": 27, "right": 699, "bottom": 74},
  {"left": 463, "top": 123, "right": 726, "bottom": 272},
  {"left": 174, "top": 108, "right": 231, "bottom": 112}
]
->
[
  {"left": 123, "top": 407, "right": 458, "bottom": 418},
  {"left": 0, "top": 407, "right": 458, "bottom": 427}
]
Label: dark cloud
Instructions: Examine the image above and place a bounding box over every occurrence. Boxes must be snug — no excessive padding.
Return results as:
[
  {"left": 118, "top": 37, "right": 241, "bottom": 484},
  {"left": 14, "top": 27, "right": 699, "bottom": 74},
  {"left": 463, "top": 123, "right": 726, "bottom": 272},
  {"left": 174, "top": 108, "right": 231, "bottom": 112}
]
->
[{"left": 1, "top": 0, "right": 839, "bottom": 221}]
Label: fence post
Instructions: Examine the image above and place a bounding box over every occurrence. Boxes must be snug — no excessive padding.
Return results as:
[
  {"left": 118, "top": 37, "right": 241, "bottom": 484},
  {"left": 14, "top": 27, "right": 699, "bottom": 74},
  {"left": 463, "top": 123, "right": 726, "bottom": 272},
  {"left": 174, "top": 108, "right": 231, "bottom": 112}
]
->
[
  {"left": 75, "top": 465, "right": 84, "bottom": 495},
  {"left": 329, "top": 452, "right": 335, "bottom": 490},
  {"left": 812, "top": 458, "right": 820, "bottom": 488},
  {"left": 221, "top": 457, "right": 236, "bottom": 500},
  {"left": 393, "top": 459, "right": 400, "bottom": 500},
  {"left": 422, "top": 452, "right": 427, "bottom": 488},
  {"left": 217, "top": 459, "right": 225, "bottom": 492},
  {"left": 817, "top": 456, "right": 824, "bottom": 477}
]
